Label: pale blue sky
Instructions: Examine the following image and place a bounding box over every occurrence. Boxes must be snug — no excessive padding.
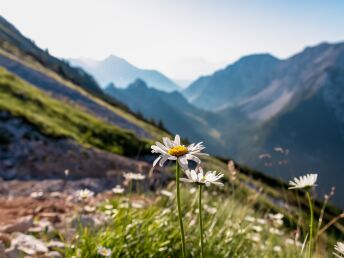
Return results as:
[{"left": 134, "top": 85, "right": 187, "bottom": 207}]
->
[{"left": 1, "top": 0, "right": 344, "bottom": 80}]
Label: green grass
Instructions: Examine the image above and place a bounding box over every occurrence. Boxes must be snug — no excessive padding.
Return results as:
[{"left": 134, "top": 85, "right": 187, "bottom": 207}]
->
[
  {"left": 63, "top": 184, "right": 331, "bottom": 258},
  {"left": 0, "top": 67, "right": 151, "bottom": 156},
  {"left": 0, "top": 46, "right": 168, "bottom": 140}
]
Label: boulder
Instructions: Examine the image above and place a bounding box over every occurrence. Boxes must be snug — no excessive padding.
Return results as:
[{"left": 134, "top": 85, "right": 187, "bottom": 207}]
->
[{"left": 11, "top": 232, "right": 48, "bottom": 255}]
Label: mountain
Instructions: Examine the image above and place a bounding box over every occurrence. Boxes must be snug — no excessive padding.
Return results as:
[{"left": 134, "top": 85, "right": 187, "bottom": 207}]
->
[
  {"left": 107, "top": 43, "right": 344, "bottom": 207},
  {"left": 105, "top": 79, "right": 224, "bottom": 153},
  {"left": 70, "top": 55, "right": 181, "bottom": 92},
  {"left": 183, "top": 54, "right": 280, "bottom": 111}
]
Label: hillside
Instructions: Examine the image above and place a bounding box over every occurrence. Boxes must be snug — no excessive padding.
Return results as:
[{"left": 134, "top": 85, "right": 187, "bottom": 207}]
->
[{"left": 70, "top": 55, "right": 180, "bottom": 92}]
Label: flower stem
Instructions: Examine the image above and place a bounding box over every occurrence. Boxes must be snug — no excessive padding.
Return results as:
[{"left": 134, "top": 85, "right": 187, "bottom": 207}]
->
[
  {"left": 199, "top": 184, "right": 204, "bottom": 258},
  {"left": 306, "top": 191, "right": 314, "bottom": 258},
  {"left": 176, "top": 162, "right": 186, "bottom": 258}
]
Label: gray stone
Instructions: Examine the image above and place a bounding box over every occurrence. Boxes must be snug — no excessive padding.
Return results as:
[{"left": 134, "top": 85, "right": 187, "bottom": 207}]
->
[{"left": 11, "top": 232, "right": 48, "bottom": 255}]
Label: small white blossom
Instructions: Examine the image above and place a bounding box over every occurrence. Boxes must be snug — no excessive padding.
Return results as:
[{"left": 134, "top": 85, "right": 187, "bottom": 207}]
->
[
  {"left": 334, "top": 242, "right": 344, "bottom": 258},
  {"left": 289, "top": 174, "right": 317, "bottom": 189},
  {"left": 97, "top": 246, "right": 112, "bottom": 257},
  {"left": 123, "top": 172, "right": 146, "bottom": 181},
  {"left": 75, "top": 189, "right": 94, "bottom": 201},
  {"left": 112, "top": 185, "right": 125, "bottom": 194},
  {"left": 273, "top": 246, "right": 282, "bottom": 252},
  {"left": 180, "top": 167, "right": 224, "bottom": 186},
  {"left": 151, "top": 135, "right": 208, "bottom": 169},
  {"left": 160, "top": 190, "right": 173, "bottom": 198}
]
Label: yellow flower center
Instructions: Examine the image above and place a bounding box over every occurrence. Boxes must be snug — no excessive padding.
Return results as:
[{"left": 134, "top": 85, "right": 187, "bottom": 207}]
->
[{"left": 168, "top": 145, "right": 188, "bottom": 157}]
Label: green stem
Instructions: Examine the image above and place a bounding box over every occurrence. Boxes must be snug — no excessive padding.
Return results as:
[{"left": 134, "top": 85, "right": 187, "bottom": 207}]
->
[
  {"left": 199, "top": 184, "right": 204, "bottom": 258},
  {"left": 306, "top": 191, "right": 314, "bottom": 258},
  {"left": 176, "top": 162, "right": 186, "bottom": 258}
]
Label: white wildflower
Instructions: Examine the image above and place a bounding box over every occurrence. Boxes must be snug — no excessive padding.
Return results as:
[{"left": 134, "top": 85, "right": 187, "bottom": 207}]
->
[
  {"left": 112, "top": 185, "right": 125, "bottom": 194},
  {"left": 75, "top": 189, "right": 94, "bottom": 201},
  {"left": 204, "top": 204, "right": 217, "bottom": 214},
  {"left": 269, "top": 227, "right": 283, "bottom": 236},
  {"left": 180, "top": 166, "right": 224, "bottom": 186},
  {"left": 257, "top": 218, "right": 267, "bottom": 225},
  {"left": 123, "top": 172, "right": 146, "bottom": 181},
  {"left": 273, "top": 246, "right": 282, "bottom": 252},
  {"left": 245, "top": 216, "right": 255, "bottom": 223},
  {"left": 151, "top": 134, "right": 208, "bottom": 169},
  {"left": 252, "top": 225, "right": 263, "bottom": 232},
  {"left": 289, "top": 174, "right": 317, "bottom": 189},
  {"left": 97, "top": 246, "right": 112, "bottom": 257},
  {"left": 160, "top": 190, "right": 173, "bottom": 198},
  {"left": 334, "top": 242, "right": 344, "bottom": 258}
]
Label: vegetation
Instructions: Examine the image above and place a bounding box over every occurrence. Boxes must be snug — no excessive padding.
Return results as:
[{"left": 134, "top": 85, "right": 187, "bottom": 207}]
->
[
  {"left": 0, "top": 67, "right": 151, "bottom": 156},
  {"left": 65, "top": 183, "right": 336, "bottom": 258}
]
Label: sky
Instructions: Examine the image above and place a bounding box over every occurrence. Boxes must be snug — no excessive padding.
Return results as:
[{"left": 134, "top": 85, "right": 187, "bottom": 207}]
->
[{"left": 1, "top": 0, "right": 344, "bottom": 82}]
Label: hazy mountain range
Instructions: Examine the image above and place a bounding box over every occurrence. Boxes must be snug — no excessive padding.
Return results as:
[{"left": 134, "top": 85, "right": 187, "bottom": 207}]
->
[
  {"left": 70, "top": 55, "right": 180, "bottom": 92},
  {"left": 105, "top": 42, "right": 344, "bottom": 206}
]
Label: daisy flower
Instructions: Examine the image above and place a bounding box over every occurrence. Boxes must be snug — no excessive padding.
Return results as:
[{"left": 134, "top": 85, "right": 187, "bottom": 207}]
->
[
  {"left": 151, "top": 134, "right": 208, "bottom": 169},
  {"left": 112, "top": 185, "right": 125, "bottom": 194},
  {"left": 180, "top": 166, "right": 224, "bottom": 186},
  {"left": 123, "top": 172, "right": 146, "bottom": 181},
  {"left": 75, "top": 189, "right": 94, "bottom": 201},
  {"left": 334, "top": 242, "right": 344, "bottom": 258},
  {"left": 288, "top": 174, "right": 318, "bottom": 190},
  {"left": 97, "top": 246, "right": 112, "bottom": 257}
]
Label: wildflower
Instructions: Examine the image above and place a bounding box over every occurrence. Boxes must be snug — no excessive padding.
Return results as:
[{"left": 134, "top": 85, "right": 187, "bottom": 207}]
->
[
  {"left": 334, "top": 242, "right": 344, "bottom": 258},
  {"left": 249, "top": 234, "right": 261, "bottom": 243},
  {"left": 245, "top": 216, "right": 255, "bottom": 223},
  {"left": 105, "top": 204, "right": 113, "bottom": 210},
  {"left": 180, "top": 167, "right": 224, "bottom": 186},
  {"left": 97, "top": 246, "right": 112, "bottom": 257},
  {"left": 160, "top": 190, "right": 173, "bottom": 198},
  {"left": 151, "top": 134, "right": 208, "bottom": 168},
  {"left": 269, "top": 227, "right": 283, "bottom": 236},
  {"left": 123, "top": 172, "right": 146, "bottom": 181},
  {"left": 289, "top": 174, "right": 318, "bottom": 189},
  {"left": 112, "top": 185, "right": 125, "bottom": 194},
  {"left": 268, "top": 213, "right": 284, "bottom": 220},
  {"left": 131, "top": 201, "right": 145, "bottom": 209},
  {"left": 273, "top": 246, "right": 282, "bottom": 252},
  {"left": 75, "top": 189, "right": 94, "bottom": 201},
  {"left": 84, "top": 205, "right": 96, "bottom": 213},
  {"left": 204, "top": 204, "right": 217, "bottom": 214},
  {"left": 252, "top": 225, "right": 263, "bottom": 232},
  {"left": 257, "top": 218, "right": 267, "bottom": 225}
]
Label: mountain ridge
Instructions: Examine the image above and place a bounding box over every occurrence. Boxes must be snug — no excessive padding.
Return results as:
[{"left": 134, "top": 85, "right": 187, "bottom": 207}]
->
[{"left": 70, "top": 55, "right": 181, "bottom": 92}]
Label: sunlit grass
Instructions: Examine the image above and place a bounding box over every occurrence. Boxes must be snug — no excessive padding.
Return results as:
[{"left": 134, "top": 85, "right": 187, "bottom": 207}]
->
[{"left": 66, "top": 185, "right": 312, "bottom": 258}]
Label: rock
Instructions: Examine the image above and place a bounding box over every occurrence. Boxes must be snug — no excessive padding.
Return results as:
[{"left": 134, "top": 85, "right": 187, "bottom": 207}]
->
[
  {"left": 0, "top": 233, "right": 11, "bottom": 246},
  {"left": 0, "top": 216, "right": 33, "bottom": 233},
  {"left": 45, "top": 251, "right": 62, "bottom": 258},
  {"left": 11, "top": 232, "right": 48, "bottom": 255},
  {"left": 28, "top": 220, "right": 55, "bottom": 234},
  {"left": 4, "top": 247, "right": 20, "bottom": 258},
  {"left": 39, "top": 213, "right": 61, "bottom": 223}
]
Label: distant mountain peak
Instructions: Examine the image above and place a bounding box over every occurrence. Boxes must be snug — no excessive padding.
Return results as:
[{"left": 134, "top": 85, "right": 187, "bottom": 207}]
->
[{"left": 70, "top": 55, "right": 181, "bottom": 92}]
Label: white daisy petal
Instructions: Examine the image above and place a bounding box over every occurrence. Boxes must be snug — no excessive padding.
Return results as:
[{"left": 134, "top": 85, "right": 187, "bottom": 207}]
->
[{"left": 152, "top": 156, "right": 161, "bottom": 167}]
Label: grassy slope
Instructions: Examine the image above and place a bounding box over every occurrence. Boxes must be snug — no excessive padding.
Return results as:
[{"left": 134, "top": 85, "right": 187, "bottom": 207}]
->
[
  {"left": 0, "top": 45, "right": 167, "bottom": 140},
  {"left": 0, "top": 67, "right": 151, "bottom": 156}
]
